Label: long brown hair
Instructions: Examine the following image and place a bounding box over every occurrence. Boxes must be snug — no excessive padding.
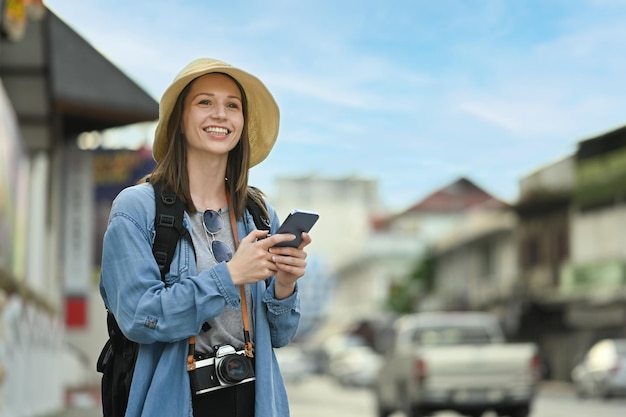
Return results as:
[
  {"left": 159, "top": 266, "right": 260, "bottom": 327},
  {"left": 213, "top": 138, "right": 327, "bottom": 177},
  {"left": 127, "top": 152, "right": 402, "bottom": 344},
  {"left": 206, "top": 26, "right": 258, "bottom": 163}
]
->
[{"left": 142, "top": 73, "right": 267, "bottom": 220}]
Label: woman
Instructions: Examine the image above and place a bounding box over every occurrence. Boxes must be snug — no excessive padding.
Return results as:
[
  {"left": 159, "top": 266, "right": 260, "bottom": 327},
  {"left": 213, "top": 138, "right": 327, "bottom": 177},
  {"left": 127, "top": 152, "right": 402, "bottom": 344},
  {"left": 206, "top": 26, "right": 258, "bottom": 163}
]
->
[{"left": 100, "top": 58, "right": 311, "bottom": 417}]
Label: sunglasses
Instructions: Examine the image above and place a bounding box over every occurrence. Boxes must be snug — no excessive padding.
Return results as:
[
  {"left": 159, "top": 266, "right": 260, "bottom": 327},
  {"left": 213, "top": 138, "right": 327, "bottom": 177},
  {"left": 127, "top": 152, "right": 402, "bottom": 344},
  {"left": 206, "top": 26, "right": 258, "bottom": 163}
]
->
[{"left": 202, "top": 209, "right": 233, "bottom": 263}]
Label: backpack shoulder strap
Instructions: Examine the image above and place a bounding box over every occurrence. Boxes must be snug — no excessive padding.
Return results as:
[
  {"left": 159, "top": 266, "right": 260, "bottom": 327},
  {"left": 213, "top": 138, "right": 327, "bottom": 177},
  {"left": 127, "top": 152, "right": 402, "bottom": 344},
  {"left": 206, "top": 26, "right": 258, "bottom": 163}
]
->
[
  {"left": 151, "top": 180, "right": 189, "bottom": 281},
  {"left": 245, "top": 192, "right": 272, "bottom": 288},
  {"left": 245, "top": 194, "right": 271, "bottom": 232}
]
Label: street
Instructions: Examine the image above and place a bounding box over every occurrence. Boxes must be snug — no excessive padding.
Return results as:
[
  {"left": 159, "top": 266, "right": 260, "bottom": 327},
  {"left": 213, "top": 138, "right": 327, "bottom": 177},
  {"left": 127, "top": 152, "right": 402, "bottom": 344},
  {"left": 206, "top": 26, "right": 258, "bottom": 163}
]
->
[
  {"left": 42, "top": 375, "right": 626, "bottom": 417},
  {"left": 286, "top": 375, "right": 626, "bottom": 417}
]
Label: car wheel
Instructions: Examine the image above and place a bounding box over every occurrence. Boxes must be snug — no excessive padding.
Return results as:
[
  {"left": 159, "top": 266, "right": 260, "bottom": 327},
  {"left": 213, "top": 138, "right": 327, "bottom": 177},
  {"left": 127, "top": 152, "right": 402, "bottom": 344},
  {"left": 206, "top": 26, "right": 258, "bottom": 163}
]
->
[
  {"left": 375, "top": 399, "right": 392, "bottom": 417},
  {"left": 402, "top": 396, "right": 425, "bottom": 417},
  {"left": 404, "top": 405, "right": 426, "bottom": 417},
  {"left": 376, "top": 405, "right": 391, "bottom": 417},
  {"left": 508, "top": 405, "right": 530, "bottom": 417}
]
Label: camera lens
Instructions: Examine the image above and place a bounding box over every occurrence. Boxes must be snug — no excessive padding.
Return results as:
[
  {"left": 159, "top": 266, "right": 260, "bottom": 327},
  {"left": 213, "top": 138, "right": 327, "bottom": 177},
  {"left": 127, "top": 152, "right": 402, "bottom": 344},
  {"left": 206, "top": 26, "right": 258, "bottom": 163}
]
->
[{"left": 217, "top": 355, "right": 252, "bottom": 384}]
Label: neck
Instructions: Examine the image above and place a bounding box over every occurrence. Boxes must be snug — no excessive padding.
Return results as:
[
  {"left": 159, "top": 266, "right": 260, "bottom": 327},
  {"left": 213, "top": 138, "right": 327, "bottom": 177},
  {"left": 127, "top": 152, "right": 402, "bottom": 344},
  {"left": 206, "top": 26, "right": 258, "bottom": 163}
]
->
[{"left": 188, "top": 160, "right": 229, "bottom": 211}]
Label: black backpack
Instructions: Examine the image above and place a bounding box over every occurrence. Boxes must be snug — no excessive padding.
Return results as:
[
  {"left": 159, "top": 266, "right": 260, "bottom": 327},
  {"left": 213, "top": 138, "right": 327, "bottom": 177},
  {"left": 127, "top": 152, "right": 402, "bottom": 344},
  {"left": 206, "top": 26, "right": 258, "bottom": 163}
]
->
[{"left": 96, "top": 181, "right": 270, "bottom": 417}]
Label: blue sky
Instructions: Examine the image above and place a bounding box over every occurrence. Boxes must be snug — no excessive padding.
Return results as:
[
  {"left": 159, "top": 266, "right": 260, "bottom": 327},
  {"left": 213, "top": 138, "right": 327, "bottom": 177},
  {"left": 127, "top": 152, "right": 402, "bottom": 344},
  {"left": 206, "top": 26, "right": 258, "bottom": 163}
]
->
[{"left": 46, "top": 0, "right": 626, "bottom": 210}]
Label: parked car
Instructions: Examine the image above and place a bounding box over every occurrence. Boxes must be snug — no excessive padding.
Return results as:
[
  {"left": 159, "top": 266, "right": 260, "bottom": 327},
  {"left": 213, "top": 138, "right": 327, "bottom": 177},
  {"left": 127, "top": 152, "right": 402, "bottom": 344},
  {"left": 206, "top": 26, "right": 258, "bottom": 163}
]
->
[
  {"left": 312, "top": 333, "right": 371, "bottom": 375},
  {"left": 373, "top": 311, "right": 540, "bottom": 417},
  {"left": 571, "top": 338, "right": 626, "bottom": 399},
  {"left": 327, "top": 344, "right": 383, "bottom": 387}
]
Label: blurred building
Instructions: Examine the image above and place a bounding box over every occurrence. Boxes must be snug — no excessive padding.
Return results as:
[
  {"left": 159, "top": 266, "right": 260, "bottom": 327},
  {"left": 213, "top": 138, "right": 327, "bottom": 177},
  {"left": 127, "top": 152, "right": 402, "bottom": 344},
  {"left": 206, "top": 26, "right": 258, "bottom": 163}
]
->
[
  {"left": 383, "top": 178, "right": 512, "bottom": 315},
  {"left": 510, "top": 126, "right": 626, "bottom": 380},
  {"left": 385, "top": 177, "right": 508, "bottom": 241},
  {"left": 331, "top": 177, "right": 506, "bottom": 322},
  {"left": 427, "top": 208, "right": 518, "bottom": 314},
  {"left": 271, "top": 175, "right": 381, "bottom": 332},
  {"left": 0, "top": 4, "right": 157, "bottom": 415},
  {"left": 516, "top": 156, "right": 573, "bottom": 298},
  {"left": 419, "top": 125, "right": 626, "bottom": 381},
  {"left": 272, "top": 174, "right": 382, "bottom": 270}
]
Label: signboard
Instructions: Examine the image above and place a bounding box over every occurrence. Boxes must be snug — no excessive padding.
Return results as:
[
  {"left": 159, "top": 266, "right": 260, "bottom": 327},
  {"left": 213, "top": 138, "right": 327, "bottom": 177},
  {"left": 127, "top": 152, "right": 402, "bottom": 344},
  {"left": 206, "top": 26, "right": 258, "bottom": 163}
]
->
[
  {"left": 560, "top": 259, "right": 626, "bottom": 295},
  {"left": 62, "top": 143, "right": 94, "bottom": 296},
  {"left": 93, "top": 147, "right": 155, "bottom": 266},
  {"left": 62, "top": 143, "right": 95, "bottom": 328}
]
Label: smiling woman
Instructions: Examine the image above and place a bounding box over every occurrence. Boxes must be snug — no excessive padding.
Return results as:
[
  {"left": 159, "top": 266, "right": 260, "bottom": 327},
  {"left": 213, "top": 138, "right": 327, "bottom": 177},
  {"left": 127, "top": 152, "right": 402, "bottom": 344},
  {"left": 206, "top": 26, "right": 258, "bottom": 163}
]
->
[
  {"left": 181, "top": 73, "right": 245, "bottom": 165},
  {"left": 99, "top": 57, "right": 314, "bottom": 417}
]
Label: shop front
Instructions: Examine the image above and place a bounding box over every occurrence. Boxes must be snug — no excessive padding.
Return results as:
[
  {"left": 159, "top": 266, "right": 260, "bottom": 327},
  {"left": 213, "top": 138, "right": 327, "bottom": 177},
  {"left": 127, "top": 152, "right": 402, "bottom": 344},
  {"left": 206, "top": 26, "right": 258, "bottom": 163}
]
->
[{"left": 0, "top": 4, "right": 157, "bottom": 414}]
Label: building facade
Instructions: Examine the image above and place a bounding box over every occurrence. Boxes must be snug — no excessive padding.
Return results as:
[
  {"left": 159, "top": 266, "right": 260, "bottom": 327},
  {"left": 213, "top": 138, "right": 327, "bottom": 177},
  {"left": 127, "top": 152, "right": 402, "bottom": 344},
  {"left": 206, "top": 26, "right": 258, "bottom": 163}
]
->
[
  {"left": 0, "top": 5, "right": 157, "bottom": 415},
  {"left": 424, "top": 126, "right": 626, "bottom": 381}
]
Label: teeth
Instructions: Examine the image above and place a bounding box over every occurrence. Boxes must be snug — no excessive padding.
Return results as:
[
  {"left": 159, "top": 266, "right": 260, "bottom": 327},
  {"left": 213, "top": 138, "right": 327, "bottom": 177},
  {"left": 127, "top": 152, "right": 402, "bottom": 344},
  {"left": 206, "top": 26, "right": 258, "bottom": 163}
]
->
[{"left": 204, "top": 127, "right": 228, "bottom": 135}]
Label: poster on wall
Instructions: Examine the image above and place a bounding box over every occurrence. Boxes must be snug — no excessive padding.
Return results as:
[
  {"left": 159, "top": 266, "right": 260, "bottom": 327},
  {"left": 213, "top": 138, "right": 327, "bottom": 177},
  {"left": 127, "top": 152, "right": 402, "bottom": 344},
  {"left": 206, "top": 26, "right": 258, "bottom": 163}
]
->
[
  {"left": 93, "top": 146, "right": 155, "bottom": 266},
  {"left": 0, "top": 79, "right": 28, "bottom": 279}
]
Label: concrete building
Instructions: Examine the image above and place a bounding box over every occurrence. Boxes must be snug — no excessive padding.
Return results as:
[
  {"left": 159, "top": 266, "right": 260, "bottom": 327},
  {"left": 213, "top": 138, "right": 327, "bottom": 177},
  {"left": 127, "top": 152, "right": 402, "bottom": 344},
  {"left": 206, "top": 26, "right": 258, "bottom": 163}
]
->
[
  {"left": 0, "top": 6, "right": 157, "bottom": 415},
  {"left": 558, "top": 125, "right": 626, "bottom": 376},
  {"left": 508, "top": 129, "right": 626, "bottom": 380},
  {"left": 385, "top": 177, "right": 509, "bottom": 240},
  {"left": 424, "top": 126, "right": 626, "bottom": 381},
  {"left": 515, "top": 156, "right": 574, "bottom": 299},
  {"left": 270, "top": 175, "right": 383, "bottom": 330},
  {"left": 327, "top": 177, "right": 508, "bottom": 322},
  {"left": 272, "top": 174, "right": 383, "bottom": 271},
  {"left": 428, "top": 209, "right": 518, "bottom": 316}
]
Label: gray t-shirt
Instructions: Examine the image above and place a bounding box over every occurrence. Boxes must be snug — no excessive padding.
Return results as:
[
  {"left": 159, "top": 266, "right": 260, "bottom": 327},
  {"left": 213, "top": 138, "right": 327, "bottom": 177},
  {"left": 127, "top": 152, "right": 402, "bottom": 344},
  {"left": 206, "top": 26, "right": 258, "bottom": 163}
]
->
[{"left": 189, "top": 207, "right": 253, "bottom": 356}]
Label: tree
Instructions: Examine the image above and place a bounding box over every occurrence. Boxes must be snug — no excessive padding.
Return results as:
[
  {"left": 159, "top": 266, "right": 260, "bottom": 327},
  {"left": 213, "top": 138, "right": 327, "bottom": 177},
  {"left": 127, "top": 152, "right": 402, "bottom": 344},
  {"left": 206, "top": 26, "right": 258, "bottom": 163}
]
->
[{"left": 386, "top": 252, "right": 435, "bottom": 314}]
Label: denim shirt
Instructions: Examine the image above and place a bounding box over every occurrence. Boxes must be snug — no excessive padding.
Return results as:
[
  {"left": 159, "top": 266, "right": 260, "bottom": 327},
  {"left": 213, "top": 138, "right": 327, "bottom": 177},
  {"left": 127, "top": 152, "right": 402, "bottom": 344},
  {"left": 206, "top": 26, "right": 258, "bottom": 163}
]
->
[{"left": 100, "top": 182, "right": 300, "bottom": 417}]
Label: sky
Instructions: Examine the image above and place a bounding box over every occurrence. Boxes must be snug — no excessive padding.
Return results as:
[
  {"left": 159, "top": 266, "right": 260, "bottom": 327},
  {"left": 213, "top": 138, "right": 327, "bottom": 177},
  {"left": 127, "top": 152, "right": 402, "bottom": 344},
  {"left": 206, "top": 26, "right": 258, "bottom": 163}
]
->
[{"left": 45, "top": 0, "right": 626, "bottom": 211}]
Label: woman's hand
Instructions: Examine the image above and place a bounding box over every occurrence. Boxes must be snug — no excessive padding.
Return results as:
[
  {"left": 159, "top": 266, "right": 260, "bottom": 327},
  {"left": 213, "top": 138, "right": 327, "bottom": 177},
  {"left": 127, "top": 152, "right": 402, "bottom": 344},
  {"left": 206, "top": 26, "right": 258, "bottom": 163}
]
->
[
  {"left": 226, "top": 230, "right": 300, "bottom": 287},
  {"left": 226, "top": 230, "right": 312, "bottom": 299},
  {"left": 270, "top": 232, "right": 312, "bottom": 299}
]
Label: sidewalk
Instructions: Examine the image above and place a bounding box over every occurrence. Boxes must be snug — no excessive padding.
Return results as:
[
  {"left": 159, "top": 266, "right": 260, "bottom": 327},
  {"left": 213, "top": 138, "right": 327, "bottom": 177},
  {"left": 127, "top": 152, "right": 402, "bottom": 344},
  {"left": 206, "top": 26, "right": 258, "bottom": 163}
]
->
[
  {"left": 38, "top": 379, "right": 575, "bottom": 417},
  {"left": 37, "top": 387, "right": 102, "bottom": 417},
  {"left": 538, "top": 379, "right": 576, "bottom": 395},
  {"left": 39, "top": 407, "right": 101, "bottom": 417}
]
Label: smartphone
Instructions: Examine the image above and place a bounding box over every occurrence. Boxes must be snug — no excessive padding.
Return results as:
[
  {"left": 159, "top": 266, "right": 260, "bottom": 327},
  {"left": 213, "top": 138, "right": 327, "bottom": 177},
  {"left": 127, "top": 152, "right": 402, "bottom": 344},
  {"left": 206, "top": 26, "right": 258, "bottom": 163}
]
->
[{"left": 273, "top": 209, "right": 319, "bottom": 247}]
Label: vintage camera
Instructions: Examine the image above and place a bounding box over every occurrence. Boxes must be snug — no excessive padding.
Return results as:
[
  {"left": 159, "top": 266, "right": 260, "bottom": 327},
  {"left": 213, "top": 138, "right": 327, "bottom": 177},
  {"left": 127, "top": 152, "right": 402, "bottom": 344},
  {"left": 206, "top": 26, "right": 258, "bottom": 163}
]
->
[{"left": 189, "top": 345, "right": 255, "bottom": 395}]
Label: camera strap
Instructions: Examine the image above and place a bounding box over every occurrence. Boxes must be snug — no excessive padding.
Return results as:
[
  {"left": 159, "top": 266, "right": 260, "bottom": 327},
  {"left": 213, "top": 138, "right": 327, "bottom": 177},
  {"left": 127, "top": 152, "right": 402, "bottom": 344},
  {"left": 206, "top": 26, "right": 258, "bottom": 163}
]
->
[
  {"left": 186, "top": 194, "right": 255, "bottom": 371},
  {"left": 227, "top": 204, "right": 255, "bottom": 359}
]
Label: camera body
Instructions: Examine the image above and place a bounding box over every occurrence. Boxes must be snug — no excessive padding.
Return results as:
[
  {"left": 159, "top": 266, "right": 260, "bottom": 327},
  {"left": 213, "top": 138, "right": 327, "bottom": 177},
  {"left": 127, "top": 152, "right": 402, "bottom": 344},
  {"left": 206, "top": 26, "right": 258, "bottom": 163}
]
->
[{"left": 190, "top": 345, "right": 255, "bottom": 395}]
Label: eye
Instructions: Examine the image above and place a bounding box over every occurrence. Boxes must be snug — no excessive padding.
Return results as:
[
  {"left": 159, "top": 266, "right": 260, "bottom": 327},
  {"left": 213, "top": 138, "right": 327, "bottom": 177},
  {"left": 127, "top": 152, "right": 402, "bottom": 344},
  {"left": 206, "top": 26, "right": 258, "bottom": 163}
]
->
[
  {"left": 198, "top": 99, "right": 211, "bottom": 106},
  {"left": 227, "top": 102, "right": 240, "bottom": 110}
]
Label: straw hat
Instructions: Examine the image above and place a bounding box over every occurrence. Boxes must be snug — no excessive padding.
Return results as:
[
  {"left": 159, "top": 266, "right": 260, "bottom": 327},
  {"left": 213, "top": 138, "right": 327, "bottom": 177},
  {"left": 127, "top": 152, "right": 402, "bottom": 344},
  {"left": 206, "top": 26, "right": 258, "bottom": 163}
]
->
[{"left": 152, "top": 58, "right": 280, "bottom": 167}]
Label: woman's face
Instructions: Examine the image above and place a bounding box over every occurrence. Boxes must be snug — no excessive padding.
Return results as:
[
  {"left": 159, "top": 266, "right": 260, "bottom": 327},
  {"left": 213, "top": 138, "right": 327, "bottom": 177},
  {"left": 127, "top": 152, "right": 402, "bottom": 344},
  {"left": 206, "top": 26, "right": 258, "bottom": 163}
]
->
[{"left": 182, "top": 73, "right": 244, "bottom": 161}]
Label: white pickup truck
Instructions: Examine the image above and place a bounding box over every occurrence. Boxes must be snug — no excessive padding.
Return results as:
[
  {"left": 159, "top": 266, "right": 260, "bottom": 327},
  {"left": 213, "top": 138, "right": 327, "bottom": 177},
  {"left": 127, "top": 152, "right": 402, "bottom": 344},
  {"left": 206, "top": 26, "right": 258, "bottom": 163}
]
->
[{"left": 373, "top": 311, "right": 540, "bottom": 417}]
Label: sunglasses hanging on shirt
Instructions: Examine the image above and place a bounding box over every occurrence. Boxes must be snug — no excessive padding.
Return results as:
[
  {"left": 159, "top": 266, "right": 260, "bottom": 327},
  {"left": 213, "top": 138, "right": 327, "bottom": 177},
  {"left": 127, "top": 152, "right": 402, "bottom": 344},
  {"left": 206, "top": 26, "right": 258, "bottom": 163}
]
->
[{"left": 202, "top": 209, "right": 233, "bottom": 263}]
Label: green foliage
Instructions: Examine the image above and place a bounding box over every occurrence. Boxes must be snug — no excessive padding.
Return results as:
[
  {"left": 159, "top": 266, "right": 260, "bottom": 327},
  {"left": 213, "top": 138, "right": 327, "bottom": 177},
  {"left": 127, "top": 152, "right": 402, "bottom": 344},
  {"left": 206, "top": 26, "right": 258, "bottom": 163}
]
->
[
  {"left": 410, "top": 254, "right": 435, "bottom": 292},
  {"left": 385, "top": 253, "right": 435, "bottom": 314},
  {"left": 386, "top": 281, "right": 415, "bottom": 313}
]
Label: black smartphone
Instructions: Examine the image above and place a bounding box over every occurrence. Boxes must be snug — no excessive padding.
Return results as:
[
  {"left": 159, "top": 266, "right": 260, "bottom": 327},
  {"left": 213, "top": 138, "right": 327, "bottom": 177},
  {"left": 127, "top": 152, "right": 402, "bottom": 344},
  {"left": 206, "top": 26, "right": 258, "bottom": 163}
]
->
[{"left": 273, "top": 209, "right": 319, "bottom": 247}]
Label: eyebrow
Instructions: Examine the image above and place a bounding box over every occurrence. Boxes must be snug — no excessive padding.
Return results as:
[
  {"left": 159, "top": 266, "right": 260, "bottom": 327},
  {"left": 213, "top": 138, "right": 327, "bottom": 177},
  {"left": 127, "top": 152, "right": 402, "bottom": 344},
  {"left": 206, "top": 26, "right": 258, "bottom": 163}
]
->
[{"left": 191, "top": 92, "right": 242, "bottom": 102}]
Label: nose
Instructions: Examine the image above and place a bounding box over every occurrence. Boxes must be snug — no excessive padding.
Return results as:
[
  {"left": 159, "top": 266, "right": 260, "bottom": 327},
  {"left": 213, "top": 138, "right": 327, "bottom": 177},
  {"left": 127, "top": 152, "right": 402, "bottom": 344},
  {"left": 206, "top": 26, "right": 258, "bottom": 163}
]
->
[{"left": 210, "top": 104, "right": 227, "bottom": 119}]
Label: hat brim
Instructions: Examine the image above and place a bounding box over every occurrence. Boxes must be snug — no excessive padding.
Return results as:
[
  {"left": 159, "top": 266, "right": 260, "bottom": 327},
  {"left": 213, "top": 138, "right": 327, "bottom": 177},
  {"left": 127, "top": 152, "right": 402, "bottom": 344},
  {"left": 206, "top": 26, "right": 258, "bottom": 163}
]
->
[{"left": 153, "top": 58, "right": 279, "bottom": 167}]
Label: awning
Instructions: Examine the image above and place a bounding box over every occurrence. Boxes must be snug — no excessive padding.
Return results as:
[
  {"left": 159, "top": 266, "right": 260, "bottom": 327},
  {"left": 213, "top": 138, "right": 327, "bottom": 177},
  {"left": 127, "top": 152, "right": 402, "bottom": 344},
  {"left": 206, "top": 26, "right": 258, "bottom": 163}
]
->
[{"left": 0, "top": 7, "right": 158, "bottom": 150}]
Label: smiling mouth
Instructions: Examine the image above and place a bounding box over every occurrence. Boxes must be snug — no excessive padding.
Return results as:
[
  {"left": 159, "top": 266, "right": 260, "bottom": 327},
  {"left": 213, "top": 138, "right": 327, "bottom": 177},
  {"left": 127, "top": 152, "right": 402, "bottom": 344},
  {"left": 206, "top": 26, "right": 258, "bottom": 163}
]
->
[{"left": 203, "top": 126, "right": 230, "bottom": 135}]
